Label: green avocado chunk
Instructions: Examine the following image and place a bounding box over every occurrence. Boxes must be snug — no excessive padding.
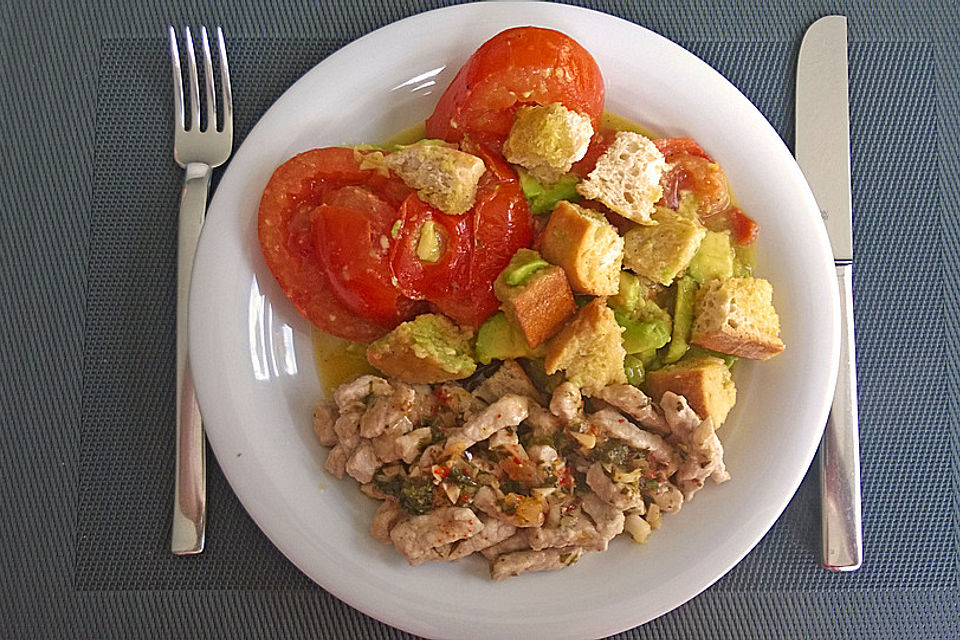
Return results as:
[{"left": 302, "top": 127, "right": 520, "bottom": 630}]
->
[
  {"left": 687, "top": 230, "right": 734, "bottom": 284},
  {"left": 475, "top": 312, "right": 547, "bottom": 365},
  {"left": 366, "top": 313, "right": 476, "bottom": 383},
  {"left": 662, "top": 275, "right": 698, "bottom": 364},
  {"left": 501, "top": 248, "right": 550, "bottom": 287},
  {"left": 519, "top": 170, "right": 582, "bottom": 215}
]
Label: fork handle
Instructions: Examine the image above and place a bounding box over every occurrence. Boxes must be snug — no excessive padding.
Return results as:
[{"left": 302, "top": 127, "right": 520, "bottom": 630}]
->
[
  {"left": 820, "top": 263, "right": 862, "bottom": 571},
  {"left": 172, "top": 162, "right": 211, "bottom": 555}
]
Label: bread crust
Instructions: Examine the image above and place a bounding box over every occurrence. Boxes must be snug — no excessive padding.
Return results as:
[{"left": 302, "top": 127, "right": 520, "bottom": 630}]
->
[
  {"left": 690, "top": 278, "right": 784, "bottom": 361},
  {"left": 644, "top": 357, "right": 737, "bottom": 428},
  {"left": 496, "top": 266, "right": 577, "bottom": 349},
  {"left": 539, "top": 200, "right": 623, "bottom": 295}
]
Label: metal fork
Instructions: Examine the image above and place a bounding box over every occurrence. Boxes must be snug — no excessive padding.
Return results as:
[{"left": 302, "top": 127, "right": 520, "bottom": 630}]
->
[{"left": 168, "top": 25, "right": 232, "bottom": 555}]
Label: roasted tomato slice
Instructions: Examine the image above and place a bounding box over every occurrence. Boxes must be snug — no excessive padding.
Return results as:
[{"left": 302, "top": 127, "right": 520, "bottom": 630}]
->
[
  {"left": 432, "top": 141, "right": 534, "bottom": 327},
  {"left": 704, "top": 206, "right": 760, "bottom": 245},
  {"left": 257, "top": 147, "right": 415, "bottom": 341},
  {"left": 653, "top": 137, "right": 715, "bottom": 163},
  {"left": 390, "top": 194, "right": 472, "bottom": 301},
  {"left": 654, "top": 137, "right": 730, "bottom": 216},
  {"left": 425, "top": 27, "right": 605, "bottom": 149},
  {"left": 312, "top": 188, "right": 417, "bottom": 326}
]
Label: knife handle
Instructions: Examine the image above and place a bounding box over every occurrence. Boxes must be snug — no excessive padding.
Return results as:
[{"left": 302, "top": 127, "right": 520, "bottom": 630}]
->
[{"left": 820, "top": 263, "right": 862, "bottom": 571}]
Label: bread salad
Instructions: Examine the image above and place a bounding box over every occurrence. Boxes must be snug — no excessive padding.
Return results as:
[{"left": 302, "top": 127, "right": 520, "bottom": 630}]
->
[{"left": 257, "top": 27, "right": 784, "bottom": 580}]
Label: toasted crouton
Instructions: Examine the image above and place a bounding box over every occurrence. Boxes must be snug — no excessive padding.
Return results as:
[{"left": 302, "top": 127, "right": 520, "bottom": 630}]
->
[
  {"left": 502, "top": 103, "right": 594, "bottom": 183},
  {"left": 545, "top": 298, "right": 626, "bottom": 396},
  {"left": 576, "top": 131, "right": 668, "bottom": 224},
  {"left": 494, "top": 250, "right": 576, "bottom": 349},
  {"left": 623, "top": 207, "right": 706, "bottom": 286},
  {"left": 644, "top": 357, "right": 737, "bottom": 428},
  {"left": 690, "top": 278, "right": 784, "bottom": 360},
  {"left": 367, "top": 314, "right": 477, "bottom": 383},
  {"left": 539, "top": 200, "right": 624, "bottom": 296},
  {"left": 383, "top": 144, "right": 485, "bottom": 215}
]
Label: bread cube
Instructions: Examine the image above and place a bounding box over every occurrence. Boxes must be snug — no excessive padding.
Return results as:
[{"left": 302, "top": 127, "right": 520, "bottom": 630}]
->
[
  {"left": 545, "top": 298, "right": 626, "bottom": 396},
  {"left": 690, "top": 277, "right": 784, "bottom": 360},
  {"left": 502, "top": 103, "right": 594, "bottom": 184},
  {"left": 623, "top": 207, "right": 706, "bottom": 286},
  {"left": 367, "top": 314, "right": 476, "bottom": 383},
  {"left": 540, "top": 200, "right": 624, "bottom": 296},
  {"left": 383, "top": 144, "right": 485, "bottom": 215},
  {"left": 576, "top": 131, "right": 668, "bottom": 224},
  {"left": 494, "top": 257, "right": 577, "bottom": 349},
  {"left": 644, "top": 356, "right": 737, "bottom": 427}
]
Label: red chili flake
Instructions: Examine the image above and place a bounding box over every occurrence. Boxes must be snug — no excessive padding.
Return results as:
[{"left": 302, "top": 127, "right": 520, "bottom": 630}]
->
[
  {"left": 618, "top": 419, "right": 625, "bottom": 424},
  {"left": 496, "top": 414, "right": 502, "bottom": 419}
]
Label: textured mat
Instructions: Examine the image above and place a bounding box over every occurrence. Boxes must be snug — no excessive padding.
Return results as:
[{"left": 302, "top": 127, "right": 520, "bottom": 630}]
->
[{"left": 2, "top": 1, "right": 958, "bottom": 638}]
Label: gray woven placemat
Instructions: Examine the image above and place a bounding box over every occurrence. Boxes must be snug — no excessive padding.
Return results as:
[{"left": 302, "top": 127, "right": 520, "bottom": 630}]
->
[{"left": 1, "top": 1, "right": 958, "bottom": 638}]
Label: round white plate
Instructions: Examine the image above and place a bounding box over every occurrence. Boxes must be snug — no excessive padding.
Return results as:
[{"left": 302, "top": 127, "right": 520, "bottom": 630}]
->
[{"left": 190, "top": 3, "right": 840, "bottom": 638}]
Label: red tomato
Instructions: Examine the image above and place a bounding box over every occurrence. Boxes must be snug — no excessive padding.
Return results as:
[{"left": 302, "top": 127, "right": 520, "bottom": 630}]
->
[
  {"left": 425, "top": 27, "right": 605, "bottom": 149},
  {"left": 569, "top": 127, "right": 618, "bottom": 178},
  {"left": 257, "top": 147, "right": 415, "bottom": 341},
  {"left": 658, "top": 152, "right": 730, "bottom": 216},
  {"left": 431, "top": 140, "right": 534, "bottom": 327},
  {"left": 704, "top": 207, "right": 760, "bottom": 245},
  {"left": 311, "top": 194, "right": 416, "bottom": 327},
  {"left": 653, "top": 137, "right": 715, "bottom": 163},
  {"left": 390, "top": 194, "right": 472, "bottom": 300}
]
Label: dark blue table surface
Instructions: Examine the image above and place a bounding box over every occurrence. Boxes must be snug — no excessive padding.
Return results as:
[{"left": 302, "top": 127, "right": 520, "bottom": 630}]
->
[{"left": 1, "top": 1, "right": 957, "bottom": 637}]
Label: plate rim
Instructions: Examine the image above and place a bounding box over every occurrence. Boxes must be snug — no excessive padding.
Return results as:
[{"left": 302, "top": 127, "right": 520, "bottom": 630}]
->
[{"left": 190, "top": 2, "right": 841, "bottom": 638}]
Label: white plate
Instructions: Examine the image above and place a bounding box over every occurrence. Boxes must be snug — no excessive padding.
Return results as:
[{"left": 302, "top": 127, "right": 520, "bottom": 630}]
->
[{"left": 190, "top": 3, "right": 840, "bottom": 638}]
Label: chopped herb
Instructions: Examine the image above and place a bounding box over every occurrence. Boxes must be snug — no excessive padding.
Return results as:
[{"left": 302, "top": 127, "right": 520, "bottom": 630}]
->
[
  {"left": 593, "top": 440, "right": 630, "bottom": 466},
  {"left": 450, "top": 467, "right": 479, "bottom": 487},
  {"left": 399, "top": 476, "right": 436, "bottom": 515}
]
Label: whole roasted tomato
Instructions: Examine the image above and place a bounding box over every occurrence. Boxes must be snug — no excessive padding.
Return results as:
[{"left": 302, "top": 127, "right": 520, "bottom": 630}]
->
[
  {"left": 425, "top": 27, "right": 605, "bottom": 149},
  {"left": 257, "top": 147, "right": 417, "bottom": 341}
]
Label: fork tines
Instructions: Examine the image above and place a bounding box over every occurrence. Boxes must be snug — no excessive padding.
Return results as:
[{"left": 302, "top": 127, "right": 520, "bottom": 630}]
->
[{"left": 168, "top": 25, "right": 232, "bottom": 134}]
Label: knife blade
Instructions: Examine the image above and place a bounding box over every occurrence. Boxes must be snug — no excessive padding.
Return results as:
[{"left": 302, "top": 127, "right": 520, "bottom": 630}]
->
[{"left": 795, "top": 15, "right": 862, "bottom": 572}]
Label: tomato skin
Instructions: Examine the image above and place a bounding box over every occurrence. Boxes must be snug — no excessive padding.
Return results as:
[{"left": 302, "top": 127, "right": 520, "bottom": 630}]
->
[
  {"left": 257, "top": 147, "right": 414, "bottom": 342},
  {"left": 653, "top": 137, "right": 714, "bottom": 163},
  {"left": 390, "top": 194, "right": 472, "bottom": 300},
  {"left": 704, "top": 207, "right": 760, "bottom": 245},
  {"left": 570, "top": 127, "right": 618, "bottom": 178},
  {"left": 311, "top": 201, "right": 414, "bottom": 327},
  {"left": 658, "top": 151, "right": 730, "bottom": 216},
  {"left": 431, "top": 144, "right": 534, "bottom": 327},
  {"left": 425, "top": 27, "right": 605, "bottom": 149}
]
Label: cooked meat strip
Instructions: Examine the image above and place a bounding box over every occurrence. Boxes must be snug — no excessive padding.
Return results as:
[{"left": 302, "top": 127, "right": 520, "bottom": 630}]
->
[
  {"left": 312, "top": 401, "right": 339, "bottom": 447},
  {"left": 393, "top": 426, "right": 434, "bottom": 464},
  {"left": 525, "top": 508, "right": 605, "bottom": 551},
  {"left": 390, "top": 507, "right": 484, "bottom": 566},
  {"left": 444, "top": 516, "right": 517, "bottom": 561},
  {"left": 646, "top": 481, "right": 684, "bottom": 513},
  {"left": 526, "top": 403, "right": 563, "bottom": 437},
  {"left": 345, "top": 441, "right": 380, "bottom": 484},
  {"left": 580, "top": 491, "right": 627, "bottom": 543},
  {"left": 324, "top": 444, "right": 348, "bottom": 479},
  {"left": 585, "top": 461, "right": 644, "bottom": 511},
  {"left": 549, "top": 381, "right": 582, "bottom": 422},
  {"left": 480, "top": 532, "right": 531, "bottom": 560},
  {"left": 661, "top": 392, "right": 730, "bottom": 499},
  {"left": 588, "top": 408, "right": 680, "bottom": 475},
  {"left": 596, "top": 384, "right": 669, "bottom": 435},
  {"left": 370, "top": 500, "right": 406, "bottom": 544},
  {"left": 333, "top": 375, "right": 392, "bottom": 412},
  {"left": 491, "top": 547, "right": 583, "bottom": 581},
  {"left": 443, "top": 394, "right": 529, "bottom": 457},
  {"left": 333, "top": 411, "right": 362, "bottom": 452},
  {"left": 359, "top": 384, "right": 417, "bottom": 438}
]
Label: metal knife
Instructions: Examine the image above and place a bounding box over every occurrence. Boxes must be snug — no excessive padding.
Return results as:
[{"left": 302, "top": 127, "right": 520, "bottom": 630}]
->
[{"left": 795, "top": 15, "right": 862, "bottom": 571}]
